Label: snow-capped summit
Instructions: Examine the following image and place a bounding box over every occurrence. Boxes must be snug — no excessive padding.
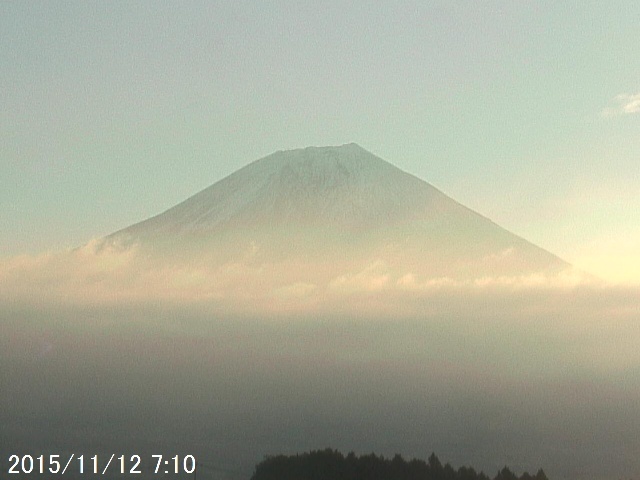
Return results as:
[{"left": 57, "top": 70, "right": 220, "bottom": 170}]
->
[
  {"left": 114, "top": 143, "right": 443, "bottom": 234},
  {"left": 105, "top": 144, "right": 568, "bottom": 280}
]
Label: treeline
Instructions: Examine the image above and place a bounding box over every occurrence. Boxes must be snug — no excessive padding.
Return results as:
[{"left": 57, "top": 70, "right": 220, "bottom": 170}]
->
[{"left": 251, "top": 448, "right": 549, "bottom": 480}]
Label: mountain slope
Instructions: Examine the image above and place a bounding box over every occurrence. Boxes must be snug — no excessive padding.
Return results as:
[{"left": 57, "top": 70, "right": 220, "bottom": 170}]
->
[{"left": 105, "top": 143, "right": 568, "bottom": 281}]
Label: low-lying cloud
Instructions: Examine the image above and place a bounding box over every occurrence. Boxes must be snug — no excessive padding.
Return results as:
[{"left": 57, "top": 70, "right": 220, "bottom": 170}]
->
[
  {"left": 2, "top": 243, "right": 640, "bottom": 480},
  {"left": 0, "top": 240, "right": 601, "bottom": 316}
]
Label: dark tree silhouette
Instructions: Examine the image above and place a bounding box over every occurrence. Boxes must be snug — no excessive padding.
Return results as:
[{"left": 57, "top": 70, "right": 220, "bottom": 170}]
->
[{"left": 250, "top": 448, "right": 548, "bottom": 480}]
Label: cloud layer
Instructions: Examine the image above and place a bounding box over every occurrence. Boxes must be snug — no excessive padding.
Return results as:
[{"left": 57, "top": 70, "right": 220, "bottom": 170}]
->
[
  {"left": 0, "top": 240, "right": 602, "bottom": 316},
  {"left": 2, "top": 243, "right": 640, "bottom": 480}
]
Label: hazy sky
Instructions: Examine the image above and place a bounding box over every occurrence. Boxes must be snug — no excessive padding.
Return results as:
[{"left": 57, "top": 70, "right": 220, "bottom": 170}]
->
[{"left": 1, "top": 1, "right": 639, "bottom": 283}]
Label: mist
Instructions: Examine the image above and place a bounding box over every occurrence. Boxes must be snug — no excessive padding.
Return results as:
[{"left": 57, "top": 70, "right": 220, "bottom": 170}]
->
[{"left": 2, "top": 249, "right": 639, "bottom": 480}]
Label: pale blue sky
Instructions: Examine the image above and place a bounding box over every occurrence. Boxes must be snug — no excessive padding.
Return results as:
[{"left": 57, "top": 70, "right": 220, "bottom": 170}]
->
[{"left": 2, "top": 1, "right": 639, "bottom": 281}]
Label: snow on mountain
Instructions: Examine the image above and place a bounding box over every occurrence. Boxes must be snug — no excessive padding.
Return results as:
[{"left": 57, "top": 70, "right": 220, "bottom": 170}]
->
[{"left": 103, "top": 143, "right": 569, "bottom": 286}]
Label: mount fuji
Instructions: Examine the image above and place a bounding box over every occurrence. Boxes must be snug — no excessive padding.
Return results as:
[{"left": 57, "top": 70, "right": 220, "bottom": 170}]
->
[
  {"left": 102, "top": 143, "right": 569, "bottom": 281},
  {"left": 103, "top": 143, "right": 568, "bottom": 284}
]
